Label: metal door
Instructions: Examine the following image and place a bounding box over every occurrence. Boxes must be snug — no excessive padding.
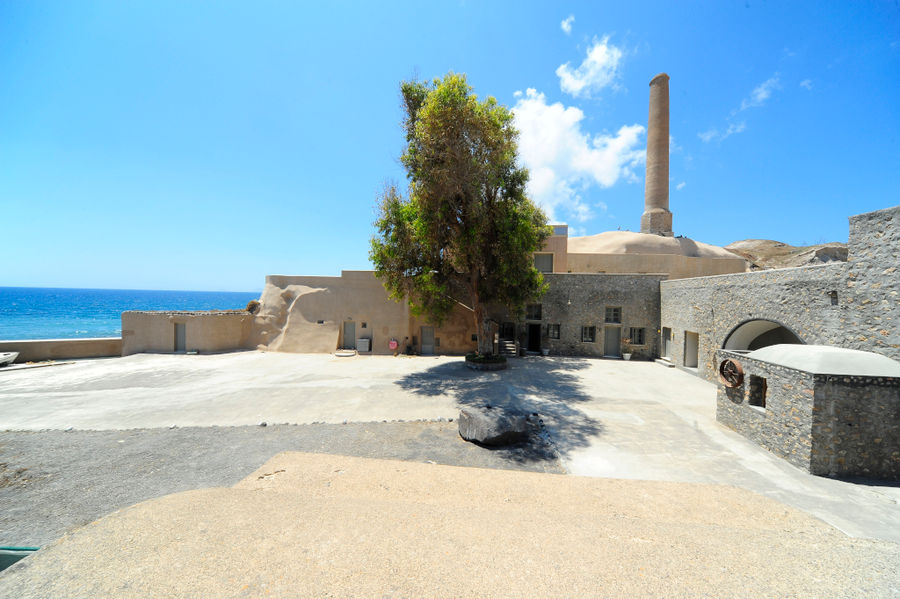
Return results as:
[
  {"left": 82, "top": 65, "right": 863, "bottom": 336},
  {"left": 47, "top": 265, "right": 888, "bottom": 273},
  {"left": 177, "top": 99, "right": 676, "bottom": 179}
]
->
[
  {"left": 174, "top": 323, "right": 186, "bottom": 352},
  {"left": 603, "top": 326, "right": 621, "bottom": 357},
  {"left": 421, "top": 326, "right": 435, "bottom": 355},
  {"left": 343, "top": 321, "right": 356, "bottom": 349}
]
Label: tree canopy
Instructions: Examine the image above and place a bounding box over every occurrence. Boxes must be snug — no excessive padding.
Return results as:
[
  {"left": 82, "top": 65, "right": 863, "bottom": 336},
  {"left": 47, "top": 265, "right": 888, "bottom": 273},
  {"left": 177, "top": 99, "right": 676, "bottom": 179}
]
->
[{"left": 370, "top": 73, "right": 550, "bottom": 355}]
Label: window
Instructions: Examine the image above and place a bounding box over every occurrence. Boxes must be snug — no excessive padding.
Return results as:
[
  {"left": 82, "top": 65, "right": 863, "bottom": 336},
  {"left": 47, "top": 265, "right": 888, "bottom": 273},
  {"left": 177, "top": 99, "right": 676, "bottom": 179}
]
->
[
  {"left": 471, "top": 333, "right": 478, "bottom": 342},
  {"left": 548, "top": 324, "right": 560, "bottom": 339},
  {"left": 748, "top": 375, "right": 767, "bottom": 408},
  {"left": 526, "top": 304, "right": 542, "bottom": 320},
  {"left": 534, "top": 253, "right": 554, "bottom": 273},
  {"left": 829, "top": 290, "right": 839, "bottom": 306},
  {"left": 628, "top": 327, "right": 646, "bottom": 345},
  {"left": 605, "top": 307, "right": 622, "bottom": 323},
  {"left": 581, "top": 326, "right": 596, "bottom": 343}
]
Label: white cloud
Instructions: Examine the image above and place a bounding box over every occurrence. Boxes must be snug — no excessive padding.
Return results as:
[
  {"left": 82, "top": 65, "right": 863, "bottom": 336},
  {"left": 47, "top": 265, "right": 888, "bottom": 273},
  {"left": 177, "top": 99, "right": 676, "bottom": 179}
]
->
[
  {"left": 698, "top": 129, "right": 718, "bottom": 143},
  {"left": 555, "top": 36, "right": 623, "bottom": 98},
  {"left": 698, "top": 121, "right": 746, "bottom": 143},
  {"left": 800, "top": 79, "right": 813, "bottom": 90},
  {"left": 561, "top": 15, "right": 574, "bottom": 34},
  {"left": 676, "top": 182, "right": 686, "bottom": 191},
  {"left": 738, "top": 75, "right": 780, "bottom": 112},
  {"left": 512, "top": 88, "right": 645, "bottom": 222}
]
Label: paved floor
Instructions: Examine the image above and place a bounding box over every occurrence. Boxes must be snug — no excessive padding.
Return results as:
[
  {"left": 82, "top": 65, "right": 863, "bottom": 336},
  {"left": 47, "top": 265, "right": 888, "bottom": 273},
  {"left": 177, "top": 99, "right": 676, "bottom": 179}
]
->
[{"left": 1, "top": 351, "right": 898, "bottom": 543}]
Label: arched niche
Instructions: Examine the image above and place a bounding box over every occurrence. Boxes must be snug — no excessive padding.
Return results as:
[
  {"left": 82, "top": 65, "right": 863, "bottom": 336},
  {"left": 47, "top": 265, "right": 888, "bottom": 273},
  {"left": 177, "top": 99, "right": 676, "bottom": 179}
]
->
[{"left": 722, "top": 319, "right": 804, "bottom": 351}]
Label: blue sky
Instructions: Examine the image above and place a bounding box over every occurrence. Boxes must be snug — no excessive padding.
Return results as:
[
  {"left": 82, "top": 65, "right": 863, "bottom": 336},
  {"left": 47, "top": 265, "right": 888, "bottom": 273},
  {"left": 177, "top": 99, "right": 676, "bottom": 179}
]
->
[{"left": 1, "top": 1, "right": 898, "bottom": 292}]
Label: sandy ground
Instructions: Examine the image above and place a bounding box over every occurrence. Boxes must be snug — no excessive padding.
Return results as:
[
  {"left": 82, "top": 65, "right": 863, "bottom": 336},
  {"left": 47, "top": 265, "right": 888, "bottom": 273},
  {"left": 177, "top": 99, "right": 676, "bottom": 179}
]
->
[
  {"left": 1, "top": 452, "right": 898, "bottom": 598},
  {"left": 0, "top": 422, "right": 560, "bottom": 548}
]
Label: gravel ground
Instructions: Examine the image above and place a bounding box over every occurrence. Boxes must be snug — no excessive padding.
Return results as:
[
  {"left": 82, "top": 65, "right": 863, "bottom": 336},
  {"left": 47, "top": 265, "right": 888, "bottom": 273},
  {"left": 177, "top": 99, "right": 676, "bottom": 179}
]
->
[{"left": 0, "top": 420, "right": 560, "bottom": 548}]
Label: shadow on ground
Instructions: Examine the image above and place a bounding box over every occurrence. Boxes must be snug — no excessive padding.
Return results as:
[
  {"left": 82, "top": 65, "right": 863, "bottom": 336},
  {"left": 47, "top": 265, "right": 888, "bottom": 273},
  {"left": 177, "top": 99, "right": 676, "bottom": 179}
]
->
[{"left": 396, "top": 356, "right": 602, "bottom": 464}]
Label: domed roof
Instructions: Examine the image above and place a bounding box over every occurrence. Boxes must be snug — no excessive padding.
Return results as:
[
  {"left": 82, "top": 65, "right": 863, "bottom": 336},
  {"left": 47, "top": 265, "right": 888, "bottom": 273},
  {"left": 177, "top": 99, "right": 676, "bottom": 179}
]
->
[
  {"left": 746, "top": 344, "right": 900, "bottom": 377},
  {"left": 567, "top": 231, "right": 738, "bottom": 259}
]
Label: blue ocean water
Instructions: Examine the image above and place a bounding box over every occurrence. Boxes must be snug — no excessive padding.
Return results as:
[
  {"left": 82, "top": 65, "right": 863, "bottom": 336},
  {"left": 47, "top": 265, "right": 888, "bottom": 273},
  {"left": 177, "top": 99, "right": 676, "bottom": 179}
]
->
[{"left": 0, "top": 287, "right": 260, "bottom": 340}]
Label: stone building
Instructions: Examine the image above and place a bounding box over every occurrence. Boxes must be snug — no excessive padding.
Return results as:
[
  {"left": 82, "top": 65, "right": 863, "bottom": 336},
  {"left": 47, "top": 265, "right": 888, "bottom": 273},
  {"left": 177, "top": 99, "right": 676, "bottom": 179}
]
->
[
  {"left": 715, "top": 345, "right": 900, "bottom": 479},
  {"left": 660, "top": 205, "right": 900, "bottom": 382}
]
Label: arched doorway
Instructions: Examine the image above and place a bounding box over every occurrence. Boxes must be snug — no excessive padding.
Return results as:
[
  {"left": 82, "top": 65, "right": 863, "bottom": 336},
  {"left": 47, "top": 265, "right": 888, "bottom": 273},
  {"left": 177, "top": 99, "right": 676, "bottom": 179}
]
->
[{"left": 723, "top": 319, "right": 804, "bottom": 351}]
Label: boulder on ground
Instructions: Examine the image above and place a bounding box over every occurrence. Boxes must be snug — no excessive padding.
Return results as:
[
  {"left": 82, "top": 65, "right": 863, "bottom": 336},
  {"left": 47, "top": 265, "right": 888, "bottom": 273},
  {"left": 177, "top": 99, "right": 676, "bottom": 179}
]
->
[{"left": 458, "top": 406, "right": 528, "bottom": 446}]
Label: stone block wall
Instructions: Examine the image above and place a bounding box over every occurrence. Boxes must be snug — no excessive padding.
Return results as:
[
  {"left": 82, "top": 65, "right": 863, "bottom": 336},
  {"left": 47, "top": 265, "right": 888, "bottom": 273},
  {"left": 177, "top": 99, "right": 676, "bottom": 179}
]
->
[
  {"left": 661, "top": 264, "right": 847, "bottom": 380},
  {"left": 661, "top": 205, "right": 899, "bottom": 382},
  {"left": 539, "top": 273, "right": 665, "bottom": 358},
  {"left": 716, "top": 350, "right": 816, "bottom": 471},
  {"left": 715, "top": 350, "right": 900, "bottom": 479},
  {"left": 812, "top": 375, "right": 900, "bottom": 479},
  {"left": 842, "top": 205, "right": 900, "bottom": 359}
]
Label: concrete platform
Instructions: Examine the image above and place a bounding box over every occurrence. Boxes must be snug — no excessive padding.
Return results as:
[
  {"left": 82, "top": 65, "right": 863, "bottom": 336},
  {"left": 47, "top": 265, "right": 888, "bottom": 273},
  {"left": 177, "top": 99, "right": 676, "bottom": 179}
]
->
[{"left": 1, "top": 351, "right": 898, "bottom": 545}]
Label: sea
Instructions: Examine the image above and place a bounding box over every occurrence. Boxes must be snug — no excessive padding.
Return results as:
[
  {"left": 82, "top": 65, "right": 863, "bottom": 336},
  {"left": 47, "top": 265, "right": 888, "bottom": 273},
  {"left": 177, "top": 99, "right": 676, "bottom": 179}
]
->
[{"left": 0, "top": 287, "right": 260, "bottom": 341}]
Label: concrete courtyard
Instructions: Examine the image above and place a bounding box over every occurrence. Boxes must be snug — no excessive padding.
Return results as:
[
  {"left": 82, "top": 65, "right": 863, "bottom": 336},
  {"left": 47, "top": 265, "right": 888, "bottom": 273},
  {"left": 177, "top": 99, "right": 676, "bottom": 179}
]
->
[{"left": 1, "top": 350, "right": 898, "bottom": 544}]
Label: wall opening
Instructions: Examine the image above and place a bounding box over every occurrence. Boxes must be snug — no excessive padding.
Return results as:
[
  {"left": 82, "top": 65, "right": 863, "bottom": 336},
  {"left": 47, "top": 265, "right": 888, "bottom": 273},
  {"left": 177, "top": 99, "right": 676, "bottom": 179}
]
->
[
  {"left": 748, "top": 375, "right": 767, "bottom": 408},
  {"left": 684, "top": 331, "right": 699, "bottom": 368},
  {"left": 723, "top": 319, "right": 804, "bottom": 351},
  {"left": 661, "top": 327, "right": 672, "bottom": 359},
  {"left": 527, "top": 324, "right": 541, "bottom": 352}
]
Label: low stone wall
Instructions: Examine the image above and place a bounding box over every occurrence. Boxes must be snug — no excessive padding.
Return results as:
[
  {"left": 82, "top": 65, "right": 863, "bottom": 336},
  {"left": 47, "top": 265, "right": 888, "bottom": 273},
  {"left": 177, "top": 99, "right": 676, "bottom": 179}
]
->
[
  {"left": 0, "top": 338, "right": 122, "bottom": 363},
  {"left": 122, "top": 311, "right": 254, "bottom": 356}
]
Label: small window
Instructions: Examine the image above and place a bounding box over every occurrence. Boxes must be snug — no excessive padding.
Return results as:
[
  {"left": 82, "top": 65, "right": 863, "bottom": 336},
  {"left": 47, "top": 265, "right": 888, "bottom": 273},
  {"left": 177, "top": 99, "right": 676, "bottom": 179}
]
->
[
  {"left": 829, "top": 290, "right": 838, "bottom": 306},
  {"left": 748, "top": 375, "right": 767, "bottom": 408},
  {"left": 628, "top": 327, "right": 646, "bottom": 345},
  {"left": 534, "top": 253, "right": 554, "bottom": 273},
  {"left": 471, "top": 333, "right": 478, "bottom": 342},
  {"left": 581, "top": 326, "right": 596, "bottom": 343},
  {"left": 526, "top": 304, "right": 542, "bottom": 320},
  {"left": 361, "top": 322, "right": 367, "bottom": 328},
  {"left": 548, "top": 324, "right": 560, "bottom": 339},
  {"left": 605, "top": 307, "right": 622, "bottom": 324},
  {"left": 316, "top": 320, "right": 325, "bottom": 325}
]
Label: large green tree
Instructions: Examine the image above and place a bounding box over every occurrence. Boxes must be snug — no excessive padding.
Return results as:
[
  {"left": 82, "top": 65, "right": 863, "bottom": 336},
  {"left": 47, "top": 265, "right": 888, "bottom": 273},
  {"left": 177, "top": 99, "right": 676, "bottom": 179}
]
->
[{"left": 370, "top": 73, "right": 550, "bottom": 356}]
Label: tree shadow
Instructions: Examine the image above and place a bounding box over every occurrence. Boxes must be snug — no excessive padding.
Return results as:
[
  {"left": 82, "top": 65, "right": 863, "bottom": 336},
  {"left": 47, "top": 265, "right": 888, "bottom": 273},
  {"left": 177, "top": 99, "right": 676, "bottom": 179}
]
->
[{"left": 395, "top": 356, "right": 603, "bottom": 464}]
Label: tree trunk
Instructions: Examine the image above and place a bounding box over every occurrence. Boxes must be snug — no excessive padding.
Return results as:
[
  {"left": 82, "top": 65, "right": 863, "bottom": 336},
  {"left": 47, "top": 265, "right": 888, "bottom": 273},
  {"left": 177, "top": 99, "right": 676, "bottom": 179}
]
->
[{"left": 473, "top": 303, "right": 493, "bottom": 356}]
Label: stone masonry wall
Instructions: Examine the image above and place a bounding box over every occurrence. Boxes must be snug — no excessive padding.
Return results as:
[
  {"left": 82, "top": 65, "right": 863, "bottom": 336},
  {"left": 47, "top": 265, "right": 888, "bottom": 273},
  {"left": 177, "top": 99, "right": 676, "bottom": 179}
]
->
[
  {"left": 812, "top": 375, "right": 900, "bottom": 479},
  {"left": 842, "top": 205, "right": 900, "bottom": 359},
  {"left": 540, "top": 274, "right": 665, "bottom": 359},
  {"left": 716, "top": 350, "right": 816, "bottom": 471},
  {"left": 661, "top": 205, "right": 899, "bottom": 382},
  {"left": 661, "top": 264, "right": 847, "bottom": 380}
]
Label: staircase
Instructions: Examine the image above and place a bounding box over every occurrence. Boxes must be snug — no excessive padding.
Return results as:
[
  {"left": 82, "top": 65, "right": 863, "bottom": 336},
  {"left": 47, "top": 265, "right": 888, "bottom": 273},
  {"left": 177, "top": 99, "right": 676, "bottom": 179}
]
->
[{"left": 499, "top": 340, "right": 517, "bottom": 357}]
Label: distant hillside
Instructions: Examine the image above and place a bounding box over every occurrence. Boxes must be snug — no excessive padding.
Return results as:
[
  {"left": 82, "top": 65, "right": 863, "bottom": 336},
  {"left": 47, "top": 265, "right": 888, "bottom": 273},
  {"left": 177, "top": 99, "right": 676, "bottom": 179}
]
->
[{"left": 724, "top": 239, "right": 848, "bottom": 270}]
